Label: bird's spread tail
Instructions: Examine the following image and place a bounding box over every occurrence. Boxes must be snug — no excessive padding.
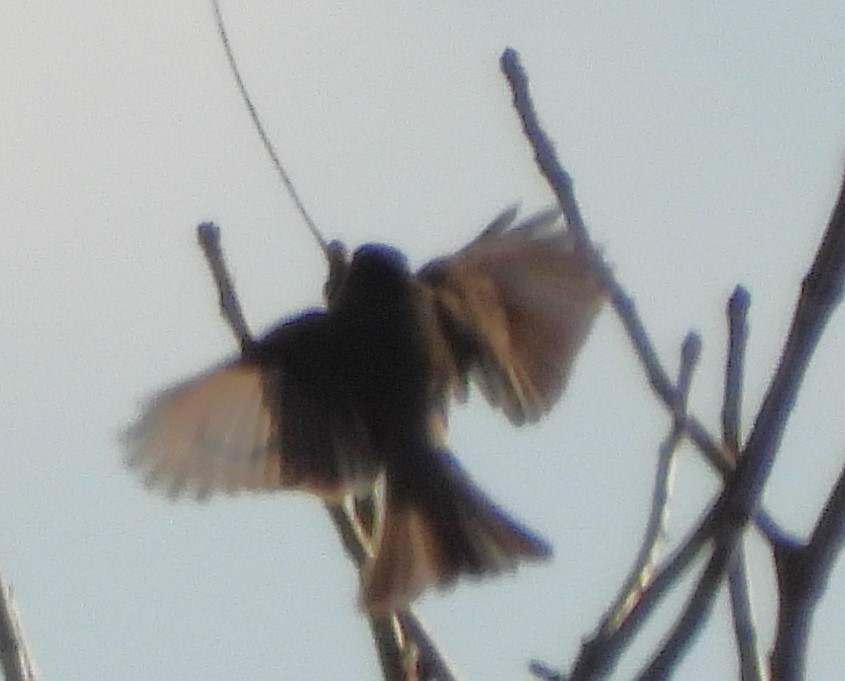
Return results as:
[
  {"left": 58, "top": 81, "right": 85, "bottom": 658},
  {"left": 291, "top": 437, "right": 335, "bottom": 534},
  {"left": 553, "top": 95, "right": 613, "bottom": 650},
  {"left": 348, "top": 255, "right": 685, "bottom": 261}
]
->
[{"left": 361, "top": 449, "right": 551, "bottom": 613}]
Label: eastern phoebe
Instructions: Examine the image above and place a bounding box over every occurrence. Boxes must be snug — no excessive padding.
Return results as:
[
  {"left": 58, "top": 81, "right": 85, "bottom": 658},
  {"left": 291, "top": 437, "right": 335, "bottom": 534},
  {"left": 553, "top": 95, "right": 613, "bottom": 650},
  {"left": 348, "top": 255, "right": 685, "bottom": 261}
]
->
[{"left": 122, "top": 208, "right": 606, "bottom": 613}]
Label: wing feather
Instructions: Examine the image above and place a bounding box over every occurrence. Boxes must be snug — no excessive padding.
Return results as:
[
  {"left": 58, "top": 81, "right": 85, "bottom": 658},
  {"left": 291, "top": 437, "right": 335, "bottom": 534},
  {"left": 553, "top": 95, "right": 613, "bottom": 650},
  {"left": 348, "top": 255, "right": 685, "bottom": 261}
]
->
[
  {"left": 122, "top": 314, "right": 379, "bottom": 500},
  {"left": 122, "top": 362, "right": 282, "bottom": 499},
  {"left": 418, "top": 208, "right": 607, "bottom": 425}
]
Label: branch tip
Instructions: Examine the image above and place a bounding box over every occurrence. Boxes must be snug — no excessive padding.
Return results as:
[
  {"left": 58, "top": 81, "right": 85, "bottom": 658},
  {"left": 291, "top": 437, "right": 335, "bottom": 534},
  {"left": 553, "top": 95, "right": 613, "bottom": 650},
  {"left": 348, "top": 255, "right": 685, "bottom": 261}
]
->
[
  {"left": 729, "top": 285, "right": 751, "bottom": 317},
  {"left": 197, "top": 221, "right": 220, "bottom": 246}
]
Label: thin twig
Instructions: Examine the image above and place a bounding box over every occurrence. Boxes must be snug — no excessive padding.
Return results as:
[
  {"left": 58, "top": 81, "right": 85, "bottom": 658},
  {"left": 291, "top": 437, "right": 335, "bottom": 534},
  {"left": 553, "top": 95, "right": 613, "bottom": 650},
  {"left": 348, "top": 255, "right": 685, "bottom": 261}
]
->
[
  {"left": 498, "top": 51, "right": 589, "bottom": 254},
  {"left": 397, "top": 613, "right": 463, "bottom": 681},
  {"left": 722, "top": 286, "right": 750, "bottom": 457},
  {"left": 326, "top": 501, "right": 408, "bottom": 681},
  {"left": 208, "top": 0, "right": 330, "bottom": 258},
  {"left": 538, "top": 334, "right": 699, "bottom": 681},
  {"left": 635, "top": 532, "right": 736, "bottom": 681},
  {"left": 568, "top": 512, "right": 715, "bottom": 680},
  {"left": 608, "top": 332, "right": 700, "bottom": 628},
  {"left": 197, "top": 222, "right": 252, "bottom": 348},
  {"left": 0, "top": 574, "right": 38, "bottom": 681},
  {"left": 565, "top": 335, "right": 718, "bottom": 680},
  {"left": 529, "top": 659, "right": 563, "bottom": 681},
  {"left": 721, "top": 286, "right": 765, "bottom": 681}
]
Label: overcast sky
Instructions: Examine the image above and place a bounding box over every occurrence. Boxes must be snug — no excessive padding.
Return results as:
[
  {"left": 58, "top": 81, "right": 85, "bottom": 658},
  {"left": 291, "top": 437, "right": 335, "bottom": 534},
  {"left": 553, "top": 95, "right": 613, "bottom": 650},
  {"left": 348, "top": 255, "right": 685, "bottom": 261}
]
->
[{"left": 2, "top": 1, "right": 844, "bottom": 679}]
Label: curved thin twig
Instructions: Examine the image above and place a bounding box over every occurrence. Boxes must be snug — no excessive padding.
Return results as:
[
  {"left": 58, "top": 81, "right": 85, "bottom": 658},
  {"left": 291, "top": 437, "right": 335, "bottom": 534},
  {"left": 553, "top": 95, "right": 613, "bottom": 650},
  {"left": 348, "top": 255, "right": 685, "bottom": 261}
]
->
[
  {"left": 607, "top": 332, "right": 700, "bottom": 630},
  {"left": 209, "top": 0, "right": 331, "bottom": 259}
]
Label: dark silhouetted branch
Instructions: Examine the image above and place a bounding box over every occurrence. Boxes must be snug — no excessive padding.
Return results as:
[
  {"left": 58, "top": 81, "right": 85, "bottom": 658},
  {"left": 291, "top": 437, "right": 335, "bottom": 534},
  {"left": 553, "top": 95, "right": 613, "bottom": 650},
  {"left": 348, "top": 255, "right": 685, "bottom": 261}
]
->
[
  {"left": 640, "top": 165, "right": 845, "bottom": 680},
  {"left": 539, "top": 334, "right": 702, "bottom": 681},
  {"left": 770, "top": 460, "right": 845, "bottom": 681},
  {"left": 499, "top": 48, "right": 786, "bottom": 545},
  {"left": 728, "top": 548, "right": 764, "bottom": 681},
  {"left": 606, "top": 333, "right": 700, "bottom": 629},
  {"left": 722, "top": 286, "right": 750, "bottom": 457},
  {"left": 720, "top": 286, "right": 764, "bottom": 681},
  {"left": 0, "top": 573, "right": 37, "bottom": 681},
  {"left": 502, "top": 46, "right": 845, "bottom": 681},
  {"left": 197, "top": 222, "right": 252, "bottom": 348}
]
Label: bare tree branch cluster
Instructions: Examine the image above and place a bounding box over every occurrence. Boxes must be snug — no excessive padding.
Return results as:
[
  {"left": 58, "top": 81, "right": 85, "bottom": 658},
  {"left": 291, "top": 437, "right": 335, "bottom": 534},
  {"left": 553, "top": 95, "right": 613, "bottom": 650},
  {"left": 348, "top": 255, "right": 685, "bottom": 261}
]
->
[{"left": 501, "top": 48, "right": 845, "bottom": 681}]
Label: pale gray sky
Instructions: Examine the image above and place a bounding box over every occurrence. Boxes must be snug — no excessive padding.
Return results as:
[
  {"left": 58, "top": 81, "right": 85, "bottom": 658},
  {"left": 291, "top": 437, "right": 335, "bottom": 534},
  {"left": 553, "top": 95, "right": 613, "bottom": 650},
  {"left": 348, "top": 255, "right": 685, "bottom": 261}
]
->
[{"left": 1, "top": 1, "right": 844, "bottom": 679}]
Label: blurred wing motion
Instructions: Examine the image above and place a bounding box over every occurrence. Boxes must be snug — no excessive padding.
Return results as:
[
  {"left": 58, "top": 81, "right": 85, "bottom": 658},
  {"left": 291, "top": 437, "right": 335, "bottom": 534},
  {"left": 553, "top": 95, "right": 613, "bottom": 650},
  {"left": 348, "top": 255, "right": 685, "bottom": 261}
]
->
[
  {"left": 363, "top": 447, "right": 552, "bottom": 613},
  {"left": 121, "top": 206, "right": 606, "bottom": 612},
  {"left": 122, "top": 362, "right": 277, "bottom": 499},
  {"left": 419, "top": 207, "right": 607, "bottom": 425},
  {"left": 122, "top": 313, "right": 377, "bottom": 501}
]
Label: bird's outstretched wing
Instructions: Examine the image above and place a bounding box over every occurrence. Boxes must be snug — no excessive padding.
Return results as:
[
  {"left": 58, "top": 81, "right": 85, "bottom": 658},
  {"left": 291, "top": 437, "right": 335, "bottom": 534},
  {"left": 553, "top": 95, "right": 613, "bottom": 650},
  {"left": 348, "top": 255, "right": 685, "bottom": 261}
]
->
[
  {"left": 122, "top": 312, "right": 378, "bottom": 500},
  {"left": 418, "top": 208, "right": 607, "bottom": 426}
]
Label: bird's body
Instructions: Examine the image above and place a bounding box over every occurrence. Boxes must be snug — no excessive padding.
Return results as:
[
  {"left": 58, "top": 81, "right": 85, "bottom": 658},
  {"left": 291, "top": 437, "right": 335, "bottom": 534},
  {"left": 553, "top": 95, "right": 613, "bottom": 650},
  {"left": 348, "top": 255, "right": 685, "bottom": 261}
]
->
[{"left": 123, "top": 209, "right": 606, "bottom": 612}]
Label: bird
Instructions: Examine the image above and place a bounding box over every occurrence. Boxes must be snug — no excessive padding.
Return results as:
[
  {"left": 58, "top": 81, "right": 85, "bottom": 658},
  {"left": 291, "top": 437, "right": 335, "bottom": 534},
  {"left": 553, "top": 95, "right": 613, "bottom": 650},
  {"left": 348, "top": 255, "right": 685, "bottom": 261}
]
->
[{"left": 121, "top": 206, "right": 607, "bottom": 613}]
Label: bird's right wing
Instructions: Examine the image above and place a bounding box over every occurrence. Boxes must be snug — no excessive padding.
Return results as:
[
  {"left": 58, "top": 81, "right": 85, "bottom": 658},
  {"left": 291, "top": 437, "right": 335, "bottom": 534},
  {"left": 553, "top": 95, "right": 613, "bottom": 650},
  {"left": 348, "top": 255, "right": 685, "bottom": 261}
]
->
[{"left": 121, "top": 312, "right": 378, "bottom": 500}]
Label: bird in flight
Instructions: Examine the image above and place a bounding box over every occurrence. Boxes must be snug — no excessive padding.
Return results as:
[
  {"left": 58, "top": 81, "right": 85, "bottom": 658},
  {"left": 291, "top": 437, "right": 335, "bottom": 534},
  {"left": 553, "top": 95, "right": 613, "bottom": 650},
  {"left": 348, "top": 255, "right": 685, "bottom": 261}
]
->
[{"left": 122, "top": 206, "right": 606, "bottom": 613}]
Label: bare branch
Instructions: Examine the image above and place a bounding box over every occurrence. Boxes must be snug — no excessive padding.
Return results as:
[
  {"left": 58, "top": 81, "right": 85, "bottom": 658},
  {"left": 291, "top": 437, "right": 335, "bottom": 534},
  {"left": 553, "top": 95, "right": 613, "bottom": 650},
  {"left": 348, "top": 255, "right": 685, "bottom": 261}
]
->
[
  {"left": 398, "top": 613, "right": 464, "bottom": 681},
  {"left": 529, "top": 659, "right": 563, "bottom": 681},
  {"left": 728, "top": 548, "right": 765, "bottom": 681},
  {"left": 722, "top": 286, "right": 751, "bottom": 456},
  {"left": 498, "top": 49, "right": 590, "bottom": 253},
  {"left": 638, "top": 165, "right": 845, "bottom": 679},
  {"left": 608, "top": 332, "right": 700, "bottom": 629},
  {"left": 327, "top": 499, "right": 462, "bottom": 681},
  {"left": 770, "top": 460, "right": 845, "bottom": 680},
  {"left": 197, "top": 222, "right": 252, "bottom": 348},
  {"left": 498, "top": 48, "right": 787, "bottom": 544},
  {"left": 502, "top": 47, "right": 845, "bottom": 680},
  {"left": 720, "top": 286, "right": 765, "bottom": 681},
  {"left": 563, "top": 332, "right": 723, "bottom": 680},
  {"left": 635, "top": 532, "right": 735, "bottom": 680},
  {"left": 326, "top": 500, "right": 407, "bottom": 681},
  {"left": 569, "top": 512, "right": 714, "bottom": 680},
  {"left": 0, "top": 574, "right": 37, "bottom": 681},
  {"left": 734, "top": 167, "right": 845, "bottom": 512}
]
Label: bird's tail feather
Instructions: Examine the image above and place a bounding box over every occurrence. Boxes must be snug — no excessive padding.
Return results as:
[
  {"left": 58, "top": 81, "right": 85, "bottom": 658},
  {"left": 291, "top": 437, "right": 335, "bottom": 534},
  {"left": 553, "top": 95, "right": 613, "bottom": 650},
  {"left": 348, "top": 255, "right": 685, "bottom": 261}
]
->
[{"left": 361, "top": 449, "right": 551, "bottom": 613}]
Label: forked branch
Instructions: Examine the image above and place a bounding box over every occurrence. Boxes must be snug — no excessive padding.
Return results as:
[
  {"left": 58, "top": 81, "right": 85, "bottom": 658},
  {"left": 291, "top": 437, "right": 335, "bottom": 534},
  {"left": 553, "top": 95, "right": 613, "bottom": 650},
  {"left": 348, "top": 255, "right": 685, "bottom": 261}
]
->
[{"left": 502, "top": 46, "right": 845, "bottom": 680}]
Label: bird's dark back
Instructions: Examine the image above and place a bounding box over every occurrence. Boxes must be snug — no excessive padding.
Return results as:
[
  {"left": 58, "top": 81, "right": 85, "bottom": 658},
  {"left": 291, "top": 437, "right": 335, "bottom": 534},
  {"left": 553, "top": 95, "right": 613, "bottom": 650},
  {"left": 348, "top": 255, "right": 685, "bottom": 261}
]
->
[{"left": 332, "top": 243, "right": 434, "bottom": 454}]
